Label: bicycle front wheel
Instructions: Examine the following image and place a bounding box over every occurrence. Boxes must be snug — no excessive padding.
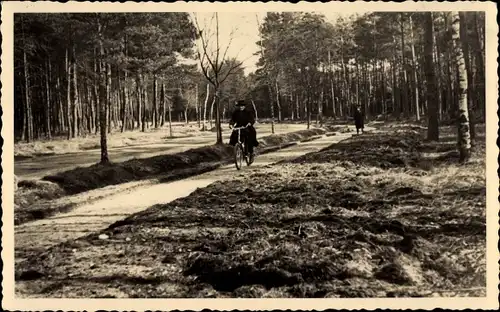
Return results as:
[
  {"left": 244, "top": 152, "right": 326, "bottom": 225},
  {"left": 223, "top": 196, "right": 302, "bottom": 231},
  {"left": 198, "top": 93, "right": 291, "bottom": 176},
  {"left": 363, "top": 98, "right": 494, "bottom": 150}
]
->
[
  {"left": 246, "top": 152, "right": 254, "bottom": 166},
  {"left": 245, "top": 144, "right": 253, "bottom": 166},
  {"left": 234, "top": 144, "right": 243, "bottom": 170}
]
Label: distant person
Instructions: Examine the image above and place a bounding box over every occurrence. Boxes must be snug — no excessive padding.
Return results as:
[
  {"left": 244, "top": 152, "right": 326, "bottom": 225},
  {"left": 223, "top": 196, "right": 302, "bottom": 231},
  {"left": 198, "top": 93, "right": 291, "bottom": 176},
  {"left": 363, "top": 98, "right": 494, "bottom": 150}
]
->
[
  {"left": 354, "top": 106, "right": 364, "bottom": 134},
  {"left": 229, "top": 100, "right": 258, "bottom": 156}
]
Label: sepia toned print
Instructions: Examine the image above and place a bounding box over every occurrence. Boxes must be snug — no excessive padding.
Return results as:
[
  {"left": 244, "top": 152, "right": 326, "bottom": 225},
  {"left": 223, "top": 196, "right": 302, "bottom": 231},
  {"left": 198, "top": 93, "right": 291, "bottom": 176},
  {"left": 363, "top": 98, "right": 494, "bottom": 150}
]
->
[{"left": 2, "top": 1, "right": 498, "bottom": 310}]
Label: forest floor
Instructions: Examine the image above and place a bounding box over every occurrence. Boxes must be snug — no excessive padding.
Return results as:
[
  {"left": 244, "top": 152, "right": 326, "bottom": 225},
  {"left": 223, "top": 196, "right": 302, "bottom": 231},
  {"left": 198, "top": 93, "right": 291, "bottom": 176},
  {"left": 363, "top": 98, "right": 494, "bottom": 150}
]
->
[
  {"left": 15, "top": 122, "right": 202, "bottom": 158},
  {"left": 14, "top": 122, "right": 486, "bottom": 298}
]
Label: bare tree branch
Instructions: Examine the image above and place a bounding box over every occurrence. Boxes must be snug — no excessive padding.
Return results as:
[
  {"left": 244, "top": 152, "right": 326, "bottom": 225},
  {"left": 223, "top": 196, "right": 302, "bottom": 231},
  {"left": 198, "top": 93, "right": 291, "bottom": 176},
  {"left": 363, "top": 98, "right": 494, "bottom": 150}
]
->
[
  {"left": 192, "top": 14, "right": 217, "bottom": 85},
  {"left": 219, "top": 26, "right": 237, "bottom": 72},
  {"left": 219, "top": 60, "right": 244, "bottom": 85}
]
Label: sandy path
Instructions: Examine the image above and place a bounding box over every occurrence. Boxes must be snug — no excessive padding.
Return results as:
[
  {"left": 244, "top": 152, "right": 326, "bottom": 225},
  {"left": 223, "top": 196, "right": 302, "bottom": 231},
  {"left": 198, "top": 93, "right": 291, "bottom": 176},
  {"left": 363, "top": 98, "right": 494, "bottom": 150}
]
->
[
  {"left": 15, "top": 127, "right": 369, "bottom": 259},
  {"left": 15, "top": 123, "right": 307, "bottom": 179}
]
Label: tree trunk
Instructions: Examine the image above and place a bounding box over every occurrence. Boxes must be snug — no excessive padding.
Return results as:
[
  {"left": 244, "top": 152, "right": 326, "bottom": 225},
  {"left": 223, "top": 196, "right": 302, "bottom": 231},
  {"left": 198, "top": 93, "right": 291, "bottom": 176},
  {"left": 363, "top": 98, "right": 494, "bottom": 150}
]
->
[
  {"left": 371, "top": 60, "right": 377, "bottom": 116},
  {"left": 319, "top": 88, "right": 324, "bottom": 125},
  {"left": 195, "top": 84, "right": 200, "bottom": 128},
  {"left": 381, "top": 61, "right": 386, "bottom": 116},
  {"left": 45, "top": 60, "right": 52, "bottom": 139},
  {"left": 128, "top": 87, "right": 134, "bottom": 130},
  {"left": 66, "top": 49, "right": 72, "bottom": 139},
  {"left": 251, "top": 99, "right": 258, "bottom": 122},
  {"left": 142, "top": 78, "right": 147, "bottom": 132},
  {"left": 459, "top": 12, "right": 476, "bottom": 141},
  {"left": 72, "top": 46, "right": 79, "bottom": 138},
  {"left": 306, "top": 93, "right": 311, "bottom": 129},
  {"left": 335, "top": 69, "right": 343, "bottom": 117},
  {"left": 160, "top": 83, "right": 165, "bottom": 127},
  {"left": 209, "top": 94, "right": 215, "bottom": 129},
  {"left": 391, "top": 36, "right": 398, "bottom": 116},
  {"left": 215, "top": 88, "right": 223, "bottom": 144},
  {"left": 424, "top": 12, "right": 439, "bottom": 141},
  {"left": 473, "top": 12, "right": 485, "bottom": 116},
  {"left": 256, "top": 17, "right": 274, "bottom": 132},
  {"left": 400, "top": 14, "right": 409, "bottom": 118},
  {"left": 20, "top": 80, "right": 27, "bottom": 141},
  {"left": 85, "top": 81, "right": 93, "bottom": 133},
  {"left": 451, "top": 12, "right": 471, "bottom": 162},
  {"left": 121, "top": 32, "right": 128, "bottom": 132},
  {"left": 57, "top": 76, "right": 65, "bottom": 132},
  {"left": 202, "top": 83, "right": 209, "bottom": 130},
  {"left": 366, "top": 63, "right": 371, "bottom": 118},
  {"left": 295, "top": 94, "right": 300, "bottom": 120},
  {"left": 153, "top": 75, "right": 158, "bottom": 128},
  {"left": 93, "top": 48, "right": 99, "bottom": 134},
  {"left": 23, "top": 50, "right": 33, "bottom": 142},
  {"left": 97, "top": 17, "right": 109, "bottom": 164},
  {"left": 267, "top": 84, "right": 275, "bottom": 134},
  {"left": 106, "top": 63, "right": 112, "bottom": 134},
  {"left": 409, "top": 15, "right": 420, "bottom": 121},
  {"left": 328, "top": 50, "right": 336, "bottom": 119},
  {"left": 444, "top": 13, "right": 455, "bottom": 120},
  {"left": 330, "top": 76, "right": 336, "bottom": 119},
  {"left": 340, "top": 37, "right": 349, "bottom": 119},
  {"left": 136, "top": 74, "right": 142, "bottom": 131},
  {"left": 121, "top": 70, "right": 128, "bottom": 132},
  {"left": 434, "top": 29, "right": 443, "bottom": 121},
  {"left": 275, "top": 80, "right": 282, "bottom": 122},
  {"left": 355, "top": 62, "right": 360, "bottom": 109},
  {"left": 168, "top": 99, "right": 173, "bottom": 137}
]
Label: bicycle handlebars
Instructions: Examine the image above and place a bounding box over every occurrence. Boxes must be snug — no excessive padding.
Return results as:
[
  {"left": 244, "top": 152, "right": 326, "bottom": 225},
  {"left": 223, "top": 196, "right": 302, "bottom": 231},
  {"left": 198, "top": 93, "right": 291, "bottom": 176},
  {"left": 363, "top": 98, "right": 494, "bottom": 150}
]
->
[{"left": 231, "top": 124, "right": 251, "bottom": 131}]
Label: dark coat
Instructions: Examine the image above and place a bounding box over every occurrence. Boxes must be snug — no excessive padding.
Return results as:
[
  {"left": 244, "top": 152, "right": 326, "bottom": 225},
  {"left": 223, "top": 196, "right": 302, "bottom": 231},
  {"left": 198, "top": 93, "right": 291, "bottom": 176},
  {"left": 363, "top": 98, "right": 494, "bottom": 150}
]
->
[
  {"left": 229, "top": 108, "right": 258, "bottom": 147},
  {"left": 230, "top": 109, "right": 255, "bottom": 127},
  {"left": 354, "top": 109, "right": 364, "bottom": 129}
]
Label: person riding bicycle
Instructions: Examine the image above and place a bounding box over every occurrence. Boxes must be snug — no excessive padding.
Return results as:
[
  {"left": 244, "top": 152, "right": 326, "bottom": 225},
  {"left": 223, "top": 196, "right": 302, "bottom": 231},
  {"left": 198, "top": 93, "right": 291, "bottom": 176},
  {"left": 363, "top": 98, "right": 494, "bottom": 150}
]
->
[{"left": 229, "top": 100, "right": 258, "bottom": 156}]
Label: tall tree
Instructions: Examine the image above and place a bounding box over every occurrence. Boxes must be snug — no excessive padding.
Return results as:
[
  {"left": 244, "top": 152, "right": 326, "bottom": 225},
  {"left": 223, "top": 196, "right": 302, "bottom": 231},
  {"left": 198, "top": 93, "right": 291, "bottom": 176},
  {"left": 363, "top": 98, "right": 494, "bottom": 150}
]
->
[
  {"left": 451, "top": 12, "right": 471, "bottom": 163},
  {"left": 458, "top": 12, "right": 476, "bottom": 140},
  {"left": 409, "top": 14, "right": 421, "bottom": 121},
  {"left": 193, "top": 13, "right": 243, "bottom": 144},
  {"left": 256, "top": 14, "right": 275, "bottom": 134},
  {"left": 97, "top": 14, "right": 109, "bottom": 164},
  {"left": 424, "top": 12, "right": 439, "bottom": 141}
]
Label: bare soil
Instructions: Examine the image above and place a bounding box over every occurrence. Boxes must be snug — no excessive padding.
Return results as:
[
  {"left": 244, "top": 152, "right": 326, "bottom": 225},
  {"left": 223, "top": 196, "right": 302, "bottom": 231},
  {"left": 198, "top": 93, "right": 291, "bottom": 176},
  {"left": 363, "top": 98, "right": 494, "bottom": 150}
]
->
[
  {"left": 15, "top": 128, "right": 325, "bottom": 225},
  {"left": 15, "top": 124, "right": 486, "bottom": 298}
]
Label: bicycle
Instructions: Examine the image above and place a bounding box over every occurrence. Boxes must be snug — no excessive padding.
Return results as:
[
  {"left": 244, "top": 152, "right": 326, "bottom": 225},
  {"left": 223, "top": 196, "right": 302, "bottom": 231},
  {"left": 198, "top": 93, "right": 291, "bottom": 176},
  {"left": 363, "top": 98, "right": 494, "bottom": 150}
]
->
[{"left": 231, "top": 124, "right": 254, "bottom": 170}]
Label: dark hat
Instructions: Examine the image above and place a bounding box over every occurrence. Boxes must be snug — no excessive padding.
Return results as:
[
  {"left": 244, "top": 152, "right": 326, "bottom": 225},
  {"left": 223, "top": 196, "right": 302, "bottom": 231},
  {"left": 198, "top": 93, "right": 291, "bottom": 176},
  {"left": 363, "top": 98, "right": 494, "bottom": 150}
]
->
[{"left": 235, "top": 100, "right": 246, "bottom": 106}]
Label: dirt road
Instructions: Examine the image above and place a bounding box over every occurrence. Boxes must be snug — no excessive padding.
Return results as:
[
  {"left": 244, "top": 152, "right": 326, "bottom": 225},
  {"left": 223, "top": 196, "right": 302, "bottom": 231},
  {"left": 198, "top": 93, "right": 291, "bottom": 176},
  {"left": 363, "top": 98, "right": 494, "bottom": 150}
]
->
[
  {"left": 15, "top": 123, "right": 307, "bottom": 179},
  {"left": 15, "top": 128, "right": 364, "bottom": 260}
]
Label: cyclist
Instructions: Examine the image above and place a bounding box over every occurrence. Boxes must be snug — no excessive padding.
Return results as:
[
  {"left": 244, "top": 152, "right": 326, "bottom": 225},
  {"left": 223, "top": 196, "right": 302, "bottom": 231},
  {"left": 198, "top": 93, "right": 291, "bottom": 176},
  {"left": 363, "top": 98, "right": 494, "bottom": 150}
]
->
[{"left": 229, "top": 100, "right": 258, "bottom": 157}]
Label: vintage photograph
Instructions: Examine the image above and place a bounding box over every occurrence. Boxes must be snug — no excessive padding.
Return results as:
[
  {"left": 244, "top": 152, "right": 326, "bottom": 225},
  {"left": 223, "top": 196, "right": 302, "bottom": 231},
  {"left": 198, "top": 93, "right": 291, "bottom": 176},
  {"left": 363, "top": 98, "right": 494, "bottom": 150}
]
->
[{"left": 2, "top": 1, "right": 498, "bottom": 310}]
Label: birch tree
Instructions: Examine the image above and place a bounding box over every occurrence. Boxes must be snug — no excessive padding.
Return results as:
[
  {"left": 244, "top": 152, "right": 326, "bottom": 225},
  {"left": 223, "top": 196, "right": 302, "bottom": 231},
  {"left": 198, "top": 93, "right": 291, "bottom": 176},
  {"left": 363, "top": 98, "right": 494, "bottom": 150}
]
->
[{"left": 451, "top": 11, "right": 471, "bottom": 163}]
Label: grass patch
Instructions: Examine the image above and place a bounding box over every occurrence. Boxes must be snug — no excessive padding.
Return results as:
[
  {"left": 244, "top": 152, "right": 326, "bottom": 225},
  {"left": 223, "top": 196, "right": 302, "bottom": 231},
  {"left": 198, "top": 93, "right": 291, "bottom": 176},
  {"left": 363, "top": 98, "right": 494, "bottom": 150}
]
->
[
  {"left": 258, "top": 128, "right": 325, "bottom": 147},
  {"left": 323, "top": 125, "right": 353, "bottom": 133},
  {"left": 42, "top": 128, "right": 326, "bottom": 195},
  {"left": 14, "top": 124, "right": 203, "bottom": 157},
  {"left": 15, "top": 179, "right": 67, "bottom": 225},
  {"left": 42, "top": 144, "right": 234, "bottom": 195},
  {"left": 15, "top": 123, "right": 486, "bottom": 298},
  {"left": 299, "top": 135, "right": 324, "bottom": 143}
]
